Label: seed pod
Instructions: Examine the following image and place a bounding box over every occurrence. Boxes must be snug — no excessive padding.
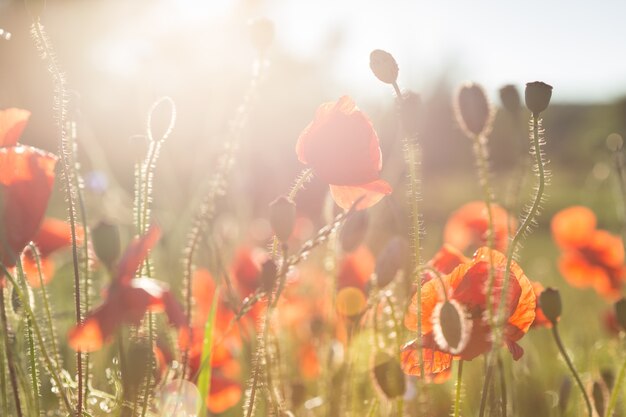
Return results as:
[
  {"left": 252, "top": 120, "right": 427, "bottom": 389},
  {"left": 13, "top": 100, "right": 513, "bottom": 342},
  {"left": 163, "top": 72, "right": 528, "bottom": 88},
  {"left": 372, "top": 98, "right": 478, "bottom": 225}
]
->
[
  {"left": 372, "top": 351, "right": 406, "bottom": 399},
  {"left": 539, "top": 287, "right": 562, "bottom": 325},
  {"left": 499, "top": 84, "right": 522, "bottom": 115},
  {"left": 614, "top": 297, "right": 626, "bottom": 330},
  {"left": 339, "top": 210, "right": 369, "bottom": 252},
  {"left": 91, "top": 221, "right": 121, "bottom": 269},
  {"left": 259, "top": 259, "right": 278, "bottom": 292},
  {"left": 269, "top": 196, "right": 296, "bottom": 242},
  {"left": 525, "top": 81, "right": 553, "bottom": 116},
  {"left": 249, "top": 17, "right": 275, "bottom": 52},
  {"left": 454, "top": 83, "right": 492, "bottom": 137},
  {"left": 369, "top": 49, "right": 399, "bottom": 85},
  {"left": 374, "top": 237, "right": 409, "bottom": 289},
  {"left": 432, "top": 299, "right": 471, "bottom": 354}
]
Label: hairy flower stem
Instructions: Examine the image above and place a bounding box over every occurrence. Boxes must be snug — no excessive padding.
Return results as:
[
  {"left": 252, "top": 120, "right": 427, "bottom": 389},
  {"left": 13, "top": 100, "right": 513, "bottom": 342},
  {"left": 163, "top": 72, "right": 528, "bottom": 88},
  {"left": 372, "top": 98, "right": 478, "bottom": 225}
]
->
[
  {"left": 31, "top": 20, "right": 83, "bottom": 417},
  {"left": 0, "top": 288, "right": 22, "bottom": 417},
  {"left": 551, "top": 325, "right": 592, "bottom": 417},
  {"left": 497, "top": 354, "right": 507, "bottom": 417},
  {"left": 392, "top": 80, "right": 425, "bottom": 378},
  {"left": 605, "top": 353, "right": 626, "bottom": 417},
  {"left": 471, "top": 135, "right": 496, "bottom": 322},
  {"left": 479, "top": 114, "right": 548, "bottom": 417},
  {"left": 453, "top": 360, "right": 464, "bottom": 417}
]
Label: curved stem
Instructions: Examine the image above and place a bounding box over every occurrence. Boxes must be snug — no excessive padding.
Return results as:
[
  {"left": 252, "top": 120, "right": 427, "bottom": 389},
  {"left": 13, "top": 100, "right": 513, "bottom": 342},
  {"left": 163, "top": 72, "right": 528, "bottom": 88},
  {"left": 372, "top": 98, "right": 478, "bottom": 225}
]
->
[
  {"left": 453, "top": 360, "right": 464, "bottom": 417},
  {"left": 552, "top": 325, "right": 593, "bottom": 417},
  {"left": 605, "top": 353, "right": 626, "bottom": 417}
]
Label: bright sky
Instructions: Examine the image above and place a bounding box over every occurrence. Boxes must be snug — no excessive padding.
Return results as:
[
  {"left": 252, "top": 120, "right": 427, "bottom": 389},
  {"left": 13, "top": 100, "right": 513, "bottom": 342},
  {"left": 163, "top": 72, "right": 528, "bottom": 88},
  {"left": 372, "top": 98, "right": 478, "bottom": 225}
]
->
[{"left": 269, "top": 0, "right": 626, "bottom": 103}]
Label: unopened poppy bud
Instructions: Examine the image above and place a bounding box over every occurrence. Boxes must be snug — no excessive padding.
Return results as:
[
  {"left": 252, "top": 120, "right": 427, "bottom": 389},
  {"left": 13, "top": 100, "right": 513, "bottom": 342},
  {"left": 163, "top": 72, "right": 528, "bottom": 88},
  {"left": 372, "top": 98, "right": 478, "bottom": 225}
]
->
[
  {"left": 614, "top": 297, "right": 626, "bottom": 330},
  {"left": 433, "top": 300, "right": 471, "bottom": 354},
  {"left": 499, "top": 84, "right": 521, "bottom": 115},
  {"left": 369, "top": 49, "right": 399, "bottom": 85},
  {"left": 525, "top": 81, "right": 553, "bottom": 115},
  {"left": 592, "top": 381, "right": 605, "bottom": 417},
  {"left": 372, "top": 352, "right": 406, "bottom": 399},
  {"left": 259, "top": 259, "right": 278, "bottom": 292},
  {"left": 249, "top": 17, "right": 274, "bottom": 52},
  {"left": 269, "top": 196, "right": 296, "bottom": 242},
  {"left": 375, "top": 237, "right": 409, "bottom": 288},
  {"left": 539, "top": 287, "right": 561, "bottom": 325},
  {"left": 601, "top": 368, "right": 615, "bottom": 390},
  {"left": 339, "top": 210, "right": 369, "bottom": 252},
  {"left": 454, "top": 83, "right": 492, "bottom": 137},
  {"left": 558, "top": 376, "right": 572, "bottom": 414},
  {"left": 92, "top": 221, "right": 121, "bottom": 269}
]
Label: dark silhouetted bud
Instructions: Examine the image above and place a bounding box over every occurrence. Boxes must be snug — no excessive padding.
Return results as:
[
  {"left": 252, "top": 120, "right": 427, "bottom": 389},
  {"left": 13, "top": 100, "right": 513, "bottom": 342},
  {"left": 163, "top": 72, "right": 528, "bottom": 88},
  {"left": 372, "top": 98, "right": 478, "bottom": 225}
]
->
[
  {"left": 614, "top": 297, "right": 626, "bottom": 330},
  {"left": 369, "top": 50, "right": 398, "bottom": 84},
  {"left": 592, "top": 381, "right": 605, "bottom": 417},
  {"left": 92, "top": 221, "right": 121, "bottom": 269},
  {"left": 375, "top": 237, "right": 409, "bottom": 288},
  {"left": 433, "top": 300, "right": 471, "bottom": 354},
  {"left": 601, "top": 368, "right": 615, "bottom": 390},
  {"left": 525, "top": 81, "right": 553, "bottom": 115},
  {"left": 372, "top": 352, "right": 406, "bottom": 399},
  {"left": 499, "top": 84, "right": 521, "bottom": 115},
  {"left": 260, "top": 259, "right": 278, "bottom": 292},
  {"left": 559, "top": 376, "right": 572, "bottom": 415},
  {"left": 399, "top": 91, "right": 422, "bottom": 137},
  {"left": 454, "top": 83, "right": 492, "bottom": 137},
  {"left": 269, "top": 196, "right": 296, "bottom": 242},
  {"left": 539, "top": 287, "right": 562, "bottom": 325},
  {"left": 339, "top": 210, "right": 369, "bottom": 252},
  {"left": 249, "top": 17, "right": 275, "bottom": 52}
]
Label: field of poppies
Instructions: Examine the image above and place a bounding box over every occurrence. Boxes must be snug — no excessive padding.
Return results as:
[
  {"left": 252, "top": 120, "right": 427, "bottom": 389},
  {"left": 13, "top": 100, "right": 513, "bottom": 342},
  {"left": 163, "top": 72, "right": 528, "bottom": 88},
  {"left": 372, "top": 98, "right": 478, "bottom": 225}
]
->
[{"left": 2, "top": 3, "right": 626, "bottom": 417}]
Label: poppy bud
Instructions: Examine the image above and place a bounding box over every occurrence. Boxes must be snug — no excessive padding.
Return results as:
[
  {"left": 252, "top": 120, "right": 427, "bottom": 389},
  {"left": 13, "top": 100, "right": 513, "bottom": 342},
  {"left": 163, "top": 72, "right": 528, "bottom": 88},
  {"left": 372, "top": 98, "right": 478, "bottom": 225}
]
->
[
  {"left": 259, "top": 259, "right": 278, "bottom": 292},
  {"left": 339, "top": 210, "right": 369, "bottom": 252},
  {"left": 91, "top": 221, "right": 121, "bottom": 269},
  {"left": 433, "top": 300, "right": 471, "bottom": 354},
  {"left": 558, "top": 376, "right": 572, "bottom": 414},
  {"left": 369, "top": 49, "right": 399, "bottom": 85},
  {"left": 269, "top": 196, "right": 296, "bottom": 242},
  {"left": 454, "top": 83, "right": 492, "bottom": 137},
  {"left": 499, "top": 84, "right": 521, "bottom": 115},
  {"left": 592, "top": 381, "right": 605, "bottom": 417},
  {"left": 614, "top": 297, "right": 626, "bottom": 330},
  {"left": 372, "top": 351, "right": 406, "bottom": 399},
  {"left": 538, "top": 287, "right": 561, "bottom": 325},
  {"left": 249, "top": 17, "right": 275, "bottom": 52},
  {"left": 601, "top": 368, "right": 615, "bottom": 390},
  {"left": 374, "top": 237, "right": 409, "bottom": 288},
  {"left": 525, "top": 81, "right": 553, "bottom": 116}
]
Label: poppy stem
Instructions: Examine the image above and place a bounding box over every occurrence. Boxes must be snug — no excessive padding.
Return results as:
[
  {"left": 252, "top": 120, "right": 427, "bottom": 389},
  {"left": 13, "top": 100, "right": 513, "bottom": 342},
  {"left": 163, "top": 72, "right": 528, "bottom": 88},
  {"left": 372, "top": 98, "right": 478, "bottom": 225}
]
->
[
  {"left": 497, "top": 354, "right": 507, "bottom": 417},
  {"left": 453, "top": 360, "right": 464, "bottom": 417},
  {"left": 605, "top": 352, "right": 626, "bottom": 417},
  {"left": 31, "top": 20, "right": 84, "bottom": 417},
  {"left": 478, "top": 354, "right": 495, "bottom": 417},
  {"left": 0, "top": 286, "right": 22, "bottom": 417},
  {"left": 551, "top": 324, "right": 593, "bottom": 417}
]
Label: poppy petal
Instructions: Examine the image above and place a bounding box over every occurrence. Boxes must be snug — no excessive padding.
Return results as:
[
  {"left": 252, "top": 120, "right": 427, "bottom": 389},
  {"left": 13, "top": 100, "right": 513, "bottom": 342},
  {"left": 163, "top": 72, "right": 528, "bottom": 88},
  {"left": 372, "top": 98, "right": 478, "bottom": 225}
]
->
[
  {"left": 68, "top": 299, "right": 122, "bottom": 352},
  {"left": 116, "top": 225, "right": 161, "bottom": 285},
  {"left": 329, "top": 179, "right": 392, "bottom": 211},
  {"left": 551, "top": 206, "right": 596, "bottom": 249},
  {"left": 0, "top": 108, "right": 30, "bottom": 147}
]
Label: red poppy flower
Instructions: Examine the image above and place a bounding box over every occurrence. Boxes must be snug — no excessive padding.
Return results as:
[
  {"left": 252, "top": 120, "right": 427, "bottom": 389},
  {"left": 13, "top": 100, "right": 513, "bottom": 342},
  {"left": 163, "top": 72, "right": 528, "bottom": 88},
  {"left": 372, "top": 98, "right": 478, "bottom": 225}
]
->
[
  {"left": 530, "top": 281, "right": 552, "bottom": 328},
  {"left": 552, "top": 206, "right": 626, "bottom": 300},
  {"left": 22, "top": 218, "right": 84, "bottom": 287},
  {"left": 0, "top": 108, "right": 30, "bottom": 147},
  {"left": 337, "top": 244, "right": 375, "bottom": 292},
  {"left": 68, "top": 225, "right": 187, "bottom": 352},
  {"left": 402, "top": 247, "right": 535, "bottom": 378},
  {"left": 444, "top": 201, "right": 514, "bottom": 254},
  {"left": 296, "top": 96, "right": 392, "bottom": 210}
]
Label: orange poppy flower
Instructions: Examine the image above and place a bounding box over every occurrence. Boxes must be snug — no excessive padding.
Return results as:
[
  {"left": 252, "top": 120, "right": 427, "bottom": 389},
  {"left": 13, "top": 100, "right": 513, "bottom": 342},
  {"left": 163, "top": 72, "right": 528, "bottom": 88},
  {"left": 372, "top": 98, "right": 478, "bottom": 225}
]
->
[
  {"left": 552, "top": 206, "right": 626, "bottom": 300},
  {"left": 444, "top": 201, "right": 514, "bottom": 254},
  {"left": 68, "top": 225, "right": 187, "bottom": 352},
  {"left": 337, "top": 244, "right": 375, "bottom": 292},
  {"left": 0, "top": 108, "right": 57, "bottom": 269},
  {"left": 530, "top": 281, "right": 552, "bottom": 328},
  {"left": 296, "top": 96, "right": 392, "bottom": 210},
  {"left": 403, "top": 247, "right": 535, "bottom": 378},
  {"left": 22, "top": 218, "right": 84, "bottom": 287}
]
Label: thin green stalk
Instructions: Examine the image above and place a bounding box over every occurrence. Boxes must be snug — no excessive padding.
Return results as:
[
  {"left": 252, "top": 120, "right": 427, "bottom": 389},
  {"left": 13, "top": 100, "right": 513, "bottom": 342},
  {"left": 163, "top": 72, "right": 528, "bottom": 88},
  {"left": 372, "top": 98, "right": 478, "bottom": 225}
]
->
[
  {"left": 0, "top": 287, "right": 22, "bottom": 417},
  {"left": 366, "top": 398, "right": 379, "bottom": 417},
  {"left": 605, "top": 354, "right": 626, "bottom": 417},
  {"left": 31, "top": 21, "right": 84, "bottom": 416},
  {"left": 551, "top": 324, "right": 592, "bottom": 417},
  {"left": 453, "top": 360, "right": 464, "bottom": 417},
  {"left": 393, "top": 80, "right": 425, "bottom": 378},
  {"left": 497, "top": 354, "right": 507, "bottom": 417},
  {"left": 139, "top": 312, "right": 155, "bottom": 417},
  {"left": 0, "top": 313, "right": 8, "bottom": 417}
]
